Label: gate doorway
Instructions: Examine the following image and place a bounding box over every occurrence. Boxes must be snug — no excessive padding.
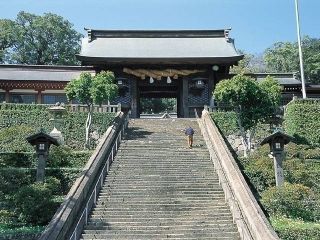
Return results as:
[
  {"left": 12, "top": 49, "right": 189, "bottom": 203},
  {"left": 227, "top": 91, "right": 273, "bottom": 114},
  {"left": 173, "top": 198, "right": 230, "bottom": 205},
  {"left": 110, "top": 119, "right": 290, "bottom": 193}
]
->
[
  {"left": 139, "top": 98, "right": 177, "bottom": 118},
  {"left": 135, "top": 77, "right": 182, "bottom": 118}
]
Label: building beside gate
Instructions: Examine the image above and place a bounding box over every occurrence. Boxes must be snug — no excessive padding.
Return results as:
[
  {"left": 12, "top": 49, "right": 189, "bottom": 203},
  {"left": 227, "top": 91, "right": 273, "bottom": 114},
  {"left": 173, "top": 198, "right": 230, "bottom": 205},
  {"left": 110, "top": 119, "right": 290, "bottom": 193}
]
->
[{"left": 0, "top": 29, "right": 319, "bottom": 117}]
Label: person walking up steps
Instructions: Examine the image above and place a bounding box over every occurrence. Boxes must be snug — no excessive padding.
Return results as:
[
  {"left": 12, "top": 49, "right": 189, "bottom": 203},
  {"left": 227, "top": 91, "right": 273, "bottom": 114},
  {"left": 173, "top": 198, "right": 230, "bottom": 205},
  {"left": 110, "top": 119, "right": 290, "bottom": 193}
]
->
[{"left": 185, "top": 126, "right": 194, "bottom": 149}]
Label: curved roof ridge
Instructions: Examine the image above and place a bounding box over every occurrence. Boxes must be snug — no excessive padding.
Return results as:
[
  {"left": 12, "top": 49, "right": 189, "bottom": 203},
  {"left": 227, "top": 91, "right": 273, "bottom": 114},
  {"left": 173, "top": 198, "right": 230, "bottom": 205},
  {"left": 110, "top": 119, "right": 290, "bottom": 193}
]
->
[{"left": 84, "top": 28, "right": 232, "bottom": 39}]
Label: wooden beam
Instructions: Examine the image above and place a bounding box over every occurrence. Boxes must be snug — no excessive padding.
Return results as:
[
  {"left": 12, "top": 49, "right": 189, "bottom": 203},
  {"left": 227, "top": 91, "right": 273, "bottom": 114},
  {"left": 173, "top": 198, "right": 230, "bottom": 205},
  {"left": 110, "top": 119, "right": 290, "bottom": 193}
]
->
[{"left": 123, "top": 68, "right": 206, "bottom": 80}]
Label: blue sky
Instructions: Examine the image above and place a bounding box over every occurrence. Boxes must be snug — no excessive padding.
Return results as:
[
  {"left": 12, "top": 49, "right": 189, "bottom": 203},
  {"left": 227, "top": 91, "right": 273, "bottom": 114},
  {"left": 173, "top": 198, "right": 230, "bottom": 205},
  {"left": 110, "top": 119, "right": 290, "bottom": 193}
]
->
[{"left": 1, "top": 0, "right": 319, "bottom": 54}]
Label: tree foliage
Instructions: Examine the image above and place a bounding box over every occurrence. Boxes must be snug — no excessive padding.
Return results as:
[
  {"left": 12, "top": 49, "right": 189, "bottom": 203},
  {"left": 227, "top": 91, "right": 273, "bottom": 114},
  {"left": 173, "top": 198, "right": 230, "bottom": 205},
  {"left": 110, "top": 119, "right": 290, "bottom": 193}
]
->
[
  {"left": 213, "top": 74, "right": 281, "bottom": 156},
  {"left": 0, "top": 19, "right": 17, "bottom": 63},
  {"left": 65, "top": 71, "right": 118, "bottom": 106},
  {"left": 140, "top": 98, "right": 176, "bottom": 114},
  {"left": 1, "top": 11, "right": 82, "bottom": 65},
  {"left": 65, "top": 71, "right": 118, "bottom": 148},
  {"left": 230, "top": 51, "right": 266, "bottom": 74},
  {"left": 264, "top": 37, "right": 320, "bottom": 84}
]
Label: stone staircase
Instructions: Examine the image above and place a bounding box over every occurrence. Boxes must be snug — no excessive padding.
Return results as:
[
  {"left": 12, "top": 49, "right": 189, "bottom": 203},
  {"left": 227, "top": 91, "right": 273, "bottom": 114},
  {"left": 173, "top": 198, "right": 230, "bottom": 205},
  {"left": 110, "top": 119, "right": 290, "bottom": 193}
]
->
[{"left": 80, "top": 119, "right": 240, "bottom": 240}]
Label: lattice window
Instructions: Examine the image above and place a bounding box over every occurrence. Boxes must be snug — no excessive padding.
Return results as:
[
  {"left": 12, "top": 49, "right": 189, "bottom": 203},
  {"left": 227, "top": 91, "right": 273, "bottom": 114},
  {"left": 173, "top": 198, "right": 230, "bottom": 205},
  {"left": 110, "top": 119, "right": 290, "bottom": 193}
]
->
[
  {"left": 111, "top": 79, "right": 132, "bottom": 106},
  {"left": 10, "top": 94, "right": 36, "bottom": 104},
  {"left": 188, "top": 80, "right": 209, "bottom": 105},
  {"left": 43, "top": 94, "right": 68, "bottom": 104},
  {"left": 0, "top": 93, "right": 5, "bottom": 103}
]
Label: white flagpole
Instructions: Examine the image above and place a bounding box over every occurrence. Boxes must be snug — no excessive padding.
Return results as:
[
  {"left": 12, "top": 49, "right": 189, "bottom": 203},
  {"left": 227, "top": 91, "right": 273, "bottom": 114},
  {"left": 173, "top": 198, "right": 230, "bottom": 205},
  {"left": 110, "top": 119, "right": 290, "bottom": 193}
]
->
[{"left": 295, "top": 0, "right": 307, "bottom": 98}]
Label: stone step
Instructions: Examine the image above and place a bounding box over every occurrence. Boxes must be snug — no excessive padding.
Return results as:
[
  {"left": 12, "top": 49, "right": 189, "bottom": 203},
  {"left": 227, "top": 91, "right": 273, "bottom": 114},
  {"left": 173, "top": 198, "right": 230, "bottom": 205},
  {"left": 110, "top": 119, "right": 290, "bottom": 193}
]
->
[
  {"left": 96, "top": 199, "right": 226, "bottom": 206},
  {"left": 80, "top": 119, "right": 239, "bottom": 239},
  {"left": 80, "top": 231, "right": 240, "bottom": 240},
  {"left": 91, "top": 205, "right": 231, "bottom": 213},
  {"left": 102, "top": 180, "right": 219, "bottom": 184},
  {"left": 99, "top": 187, "right": 223, "bottom": 192},
  {"left": 105, "top": 173, "right": 217, "bottom": 178},
  {"left": 87, "top": 216, "right": 234, "bottom": 223},
  {"left": 88, "top": 215, "right": 233, "bottom": 222},
  {"left": 83, "top": 226, "right": 237, "bottom": 233},
  {"left": 97, "top": 192, "right": 223, "bottom": 197},
  {"left": 84, "top": 223, "right": 236, "bottom": 231},
  {"left": 89, "top": 209, "right": 232, "bottom": 217},
  {"left": 107, "top": 171, "right": 213, "bottom": 175},
  {"left": 92, "top": 204, "right": 229, "bottom": 211}
]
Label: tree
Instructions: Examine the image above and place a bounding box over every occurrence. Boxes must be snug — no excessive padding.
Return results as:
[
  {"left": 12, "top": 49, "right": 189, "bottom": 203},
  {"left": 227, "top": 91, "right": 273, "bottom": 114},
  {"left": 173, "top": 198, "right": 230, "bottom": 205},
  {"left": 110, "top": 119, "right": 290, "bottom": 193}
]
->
[
  {"left": 230, "top": 51, "right": 266, "bottom": 74},
  {"left": 1, "top": 11, "right": 82, "bottom": 65},
  {"left": 0, "top": 19, "right": 17, "bottom": 63},
  {"left": 264, "top": 42, "right": 298, "bottom": 73},
  {"left": 140, "top": 98, "right": 176, "bottom": 114},
  {"left": 65, "top": 71, "right": 118, "bottom": 148},
  {"left": 264, "top": 37, "right": 320, "bottom": 84},
  {"left": 213, "top": 74, "right": 281, "bottom": 157}
]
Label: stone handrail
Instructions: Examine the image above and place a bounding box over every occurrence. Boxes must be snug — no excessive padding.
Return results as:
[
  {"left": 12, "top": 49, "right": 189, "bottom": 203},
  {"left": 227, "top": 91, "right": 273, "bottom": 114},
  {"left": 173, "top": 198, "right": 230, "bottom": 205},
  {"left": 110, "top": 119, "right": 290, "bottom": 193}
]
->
[
  {"left": 38, "top": 111, "right": 128, "bottom": 240},
  {"left": 199, "top": 109, "right": 279, "bottom": 240}
]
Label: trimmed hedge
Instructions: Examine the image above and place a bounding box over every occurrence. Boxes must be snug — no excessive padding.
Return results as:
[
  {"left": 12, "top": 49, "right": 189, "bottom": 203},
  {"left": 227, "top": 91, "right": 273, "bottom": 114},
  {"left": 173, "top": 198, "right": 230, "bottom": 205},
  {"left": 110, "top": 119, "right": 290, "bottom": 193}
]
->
[
  {"left": 0, "top": 226, "right": 43, "bottom": 240},
  {"left": 261, "top": 183, "right": 320, "bottom": 221},
  {"left": 240, "top": 144, "right": 320, "bottom": 193},
  {"left": 13, "top": 180, "right": 62, "bottom": 225},
  {"left": 284, "top": 99, "right": 320, "bottom": 146},
  {"left": 271, "top": 217, "right": 320, "bottom": 240},
  {"left": 0, "top": 149, "right": 92, "bottom": 168},
  {"left": 0, "top": 168, "right": 82, "bottom": 228},
  {"left": 0, "top": 167, "right": 83, "bottom": 196},
  {"left": 277, "top": 227, "right": 320, "bottom": 240},
  {"left": 0, "top": 105, "right": 116, "bottom": 150}
]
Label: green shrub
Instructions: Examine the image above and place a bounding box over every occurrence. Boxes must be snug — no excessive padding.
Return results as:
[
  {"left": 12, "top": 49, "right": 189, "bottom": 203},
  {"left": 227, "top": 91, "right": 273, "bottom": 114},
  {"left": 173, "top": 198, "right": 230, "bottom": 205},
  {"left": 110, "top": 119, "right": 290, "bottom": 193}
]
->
[
  {"left": 0, "top": 152, "right": 34, "bottom": 168},
  {"left": 284, "top": 99, "right": 320, "bottom": 146},
  {"left": 46, "top": 168, "right": 83, "bottom": 194},
  {"left": 210, "top": 111, "right": 239, "bottom": 136},
  {"left": 47, "top": 146, "right": 91, "bottom": 168},
  {"left": 284, "top": 142, "right": 320, "bottom": 159},
  {"left": 0, "top": 125, "right": 36, "bottom": 153},
  {"left": 240, "top": 155, "right": 275, "bottom": 192},
  {"left": 284, "top": 159, "right": 320, "bottom": 192},
  {"left": 271, "top": 216, "right": 320, "bottom": 240},
  {"left": 46, "top": 146, "right": 72, "bottom": 167},
  {"left": 13, "top": 181, "right": 61, "bottom": 225},
  {"left": 0, "top": 210, "right": 16, "bottom": 226},
  {"left": 211, "top": 111, "right": 272, "bottom": 145},
  {"left": 44, "top": 177, "right": 62, "bottom": 195},
  {"left": 0, "top": 168, "right": 82, "bottom": 196},
  {"left": 0, "top": 225, "right": 43, "bottom": 240},
  {"left": 0, "top": 103, "right": 48, "bottom": 111},
  {"left": 0, "top": 168, "right": 33, "bottom": 196},
  {"left": 277, "top": 228, "right": 320, "bottom": 240},
  {"left": 261, "top": 183, "right": 320, "bottom": 221},
  {"left": 0, "top": 149, "right": 91, "bottom": 169}
]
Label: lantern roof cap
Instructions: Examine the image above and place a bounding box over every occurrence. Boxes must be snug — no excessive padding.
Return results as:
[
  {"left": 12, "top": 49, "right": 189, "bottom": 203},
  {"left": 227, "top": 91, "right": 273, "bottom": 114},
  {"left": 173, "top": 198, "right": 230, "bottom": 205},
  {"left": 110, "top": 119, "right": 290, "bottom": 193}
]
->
[
  {"left": 260, "top": 130, "right": 294, "bottom": 146},
  {"left": 26, "top": 129, "right": 60, "bottom": 146}
]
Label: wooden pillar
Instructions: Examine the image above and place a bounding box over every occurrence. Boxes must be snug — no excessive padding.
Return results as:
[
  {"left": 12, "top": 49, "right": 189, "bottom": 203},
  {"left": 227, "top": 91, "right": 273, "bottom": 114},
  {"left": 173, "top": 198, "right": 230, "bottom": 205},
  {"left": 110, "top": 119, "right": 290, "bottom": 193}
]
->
[
  {"left": 182, "top": 76, "right": 189, "bottom": 118},
  {"left": 177, "top": 85, "right": 182, "bottom": 118},
  {"left": 36, "top": 90, "right": 42, "bottom": 104},
  {"left": 130, "top": 78, "right": 139, "bottom": 118},
  {"left": 208, "top": 69, "right": 215, "bottom": 107},
  {"left": 5, "top": 89, "right": 10, "bottom": 103}
]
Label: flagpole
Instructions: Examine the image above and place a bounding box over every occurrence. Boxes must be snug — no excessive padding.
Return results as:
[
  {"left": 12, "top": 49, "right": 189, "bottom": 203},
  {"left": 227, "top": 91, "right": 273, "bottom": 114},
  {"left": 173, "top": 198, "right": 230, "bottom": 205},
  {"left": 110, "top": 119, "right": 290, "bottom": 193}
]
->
[{"left": 294, "top": 0, "right": 307, "bottom": 98}]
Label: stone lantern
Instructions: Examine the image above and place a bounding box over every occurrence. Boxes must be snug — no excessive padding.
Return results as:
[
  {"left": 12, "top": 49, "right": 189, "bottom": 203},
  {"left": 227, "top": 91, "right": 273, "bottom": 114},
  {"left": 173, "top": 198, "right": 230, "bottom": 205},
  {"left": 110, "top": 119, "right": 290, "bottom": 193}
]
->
[
  {"left": 48, "top": 103, "right": 66, "bottom": 144},
  {"left": 26, "top": 130, "right": 60, "bottom": 182},
  {"left": 260, "top": 130, "right": 293, "bottom": 186}
]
